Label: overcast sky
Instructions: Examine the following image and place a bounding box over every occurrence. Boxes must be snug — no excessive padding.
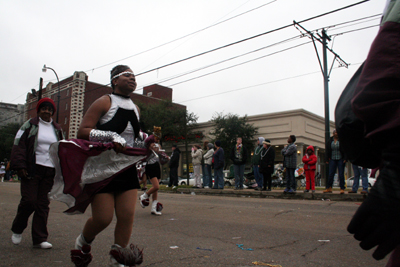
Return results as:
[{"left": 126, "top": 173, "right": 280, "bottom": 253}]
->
[{"left": 0, "top": 0, "right": 384, "bottom": 123}]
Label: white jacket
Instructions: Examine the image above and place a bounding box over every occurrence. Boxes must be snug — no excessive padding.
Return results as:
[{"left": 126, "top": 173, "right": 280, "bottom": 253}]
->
[
  {"left": 191, "top": 149, "right": 203, "bottom": 165},
  {"left": 203, "top": 148, "right": 214, "bottom": 165}
]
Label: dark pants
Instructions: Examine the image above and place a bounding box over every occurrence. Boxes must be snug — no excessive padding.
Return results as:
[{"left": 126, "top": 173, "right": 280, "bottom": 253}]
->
[
  {"left": 327, "top": 159, "right": 345, "bottom": 189},
  {"left": 169, "top": 167, "right": 178, "bottom": 187},
  {"left": 261, "top": 169, "right": 273, "bottom": 190},
  {"left": 285, "top": 168, "right": 296, "bottom": 191},
  {"left": 11, "top": 164, "right": 55, "bottom": 245}
]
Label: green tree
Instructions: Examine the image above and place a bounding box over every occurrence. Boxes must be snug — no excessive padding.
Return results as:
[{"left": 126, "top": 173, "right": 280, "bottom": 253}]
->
[
  {"left": 0, "top": 123, "right": 22, "bottom": 162},
  {"left": 209, "top": 112, "right": 258, "bottom": 168},
  {"left": 136, "top": 100, "right": 199, "bottom": 145}
]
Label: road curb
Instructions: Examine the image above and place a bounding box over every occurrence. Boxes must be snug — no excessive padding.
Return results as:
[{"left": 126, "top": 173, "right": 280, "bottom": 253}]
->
[{"left": 160, "top": 188, "right": 367, "bottom": 202}]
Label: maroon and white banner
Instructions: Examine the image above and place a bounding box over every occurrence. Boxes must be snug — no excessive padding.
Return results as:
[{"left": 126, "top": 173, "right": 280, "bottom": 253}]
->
[{"left": 49, "top": 139, "right": 148, "bottom": 214}]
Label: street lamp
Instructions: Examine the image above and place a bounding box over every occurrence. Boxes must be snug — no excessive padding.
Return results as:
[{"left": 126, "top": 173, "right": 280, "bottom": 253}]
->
[{"left": 42, "top": 64, "right": 60, "bottom": 123}]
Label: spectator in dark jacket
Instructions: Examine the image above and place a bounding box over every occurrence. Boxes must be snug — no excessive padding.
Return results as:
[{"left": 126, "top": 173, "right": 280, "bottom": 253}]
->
[
  {"left": 282, "top": 135, "right": 297, "bottom": 194},
  {"left": 252, "top": 137, "right": 265, "bottom": 190},
  {"left": 259, "top": 140, "right": 275, "bottom": 191},
  {"left": 168, "top": 145, "right": 180, "bottom": 188},
  {"left": 212, "top": 140, "right": 224, "bottom": 189},
  {"left": 230, "top": 137, "right": 248, "bottom": 190},
  {"left": 10, "top": 98, "right": 63, "bottom": 249},
  {"left": 323, "top": 129, "right": 346, "bottom": 194},
  {"left": 302, "top": 145, "right": 317, "bottom": 193}
]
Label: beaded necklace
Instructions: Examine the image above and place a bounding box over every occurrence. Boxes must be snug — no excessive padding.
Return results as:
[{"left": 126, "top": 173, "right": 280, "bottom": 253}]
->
[{"left": 261, "top": 147, "right": 270, "bottom": 158}]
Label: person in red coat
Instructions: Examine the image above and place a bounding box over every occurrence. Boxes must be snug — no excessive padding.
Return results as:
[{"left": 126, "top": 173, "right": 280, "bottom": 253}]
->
[{"left": 302, "top": 146, "right": 317, "bottom": 193}]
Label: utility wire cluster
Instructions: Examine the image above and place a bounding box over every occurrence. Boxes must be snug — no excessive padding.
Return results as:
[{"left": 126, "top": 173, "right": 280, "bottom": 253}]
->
[{"left": 1, "top": 0, "right": 379, "bottom": 127}]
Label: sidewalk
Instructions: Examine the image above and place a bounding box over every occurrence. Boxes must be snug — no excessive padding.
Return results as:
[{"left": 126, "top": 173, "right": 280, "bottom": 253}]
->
[{"left": 160, "top": 187, "right": 367, "bottom": 202}]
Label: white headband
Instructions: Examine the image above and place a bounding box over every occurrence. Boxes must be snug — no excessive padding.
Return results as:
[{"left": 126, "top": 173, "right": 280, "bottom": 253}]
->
[{"left": 111, "top": 71, "right": 135, "bottom": 81}]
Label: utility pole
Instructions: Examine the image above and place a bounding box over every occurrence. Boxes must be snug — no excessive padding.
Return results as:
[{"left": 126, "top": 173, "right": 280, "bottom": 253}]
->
[
  {"left": 38, "top": 78, "right": 43, "bottom": 100},
  {"left": 183, "top": 111, "right": 190, "bottom": 185},
  {"left": 293, "top": 21, "right": 349, "bottom": 186}
]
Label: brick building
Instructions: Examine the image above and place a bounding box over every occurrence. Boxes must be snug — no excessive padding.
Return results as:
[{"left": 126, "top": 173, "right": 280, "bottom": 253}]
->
[{"left": 25, "top": 71, "right": 185, "bottom": 139}]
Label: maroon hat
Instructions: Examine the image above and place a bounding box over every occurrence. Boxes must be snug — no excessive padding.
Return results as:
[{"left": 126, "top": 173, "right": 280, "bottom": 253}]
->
[{"left": 36, "top": 98, "right": 56, "bottom": 115}]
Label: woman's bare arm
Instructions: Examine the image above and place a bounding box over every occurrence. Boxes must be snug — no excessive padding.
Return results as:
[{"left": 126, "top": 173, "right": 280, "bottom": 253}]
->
[{"left": 77, "top": 95, "right": 111, "bottom": 140}]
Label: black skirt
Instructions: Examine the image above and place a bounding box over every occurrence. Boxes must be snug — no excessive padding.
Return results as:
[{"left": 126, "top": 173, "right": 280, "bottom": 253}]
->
[
  {"left": 145, "top": 162, "right": 161, "bottom": 179},
  {"left": 97, "top": 166, "right": 140, "bottom": 194}
]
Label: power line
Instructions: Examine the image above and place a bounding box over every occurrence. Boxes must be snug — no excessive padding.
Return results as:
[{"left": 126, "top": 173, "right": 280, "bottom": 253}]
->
[
  {"left": 0, "top": 2, "right": 375, "bottom": 126},
  {"left": 330, "top": 24, "right": 379, "bottom": 37},
  {"left": 138, "top": 35, "right": 302, "bottom": 89},
  {"left": 178, "top": 63, "right": 363, "bottom": 104},
  {"left": 167, "top": 41, "right": 311, "bottom": 87},
  {"left": 84, "top": 0, "right": 279, "bottom": 74},
  {"left": 135, "top": 0, "right": 371, "bottom": 77},
  {"left": 0, "top": 22, "right": 375, "bottom": 127}
]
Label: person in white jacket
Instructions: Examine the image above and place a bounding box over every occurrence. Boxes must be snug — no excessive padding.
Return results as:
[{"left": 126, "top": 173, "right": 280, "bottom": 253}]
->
[
  {"left": 203, "top": 143, "right": 215, "bottom": 188},
  {"left": 191, "top": 145, "right": 203, "bottom": 188}
]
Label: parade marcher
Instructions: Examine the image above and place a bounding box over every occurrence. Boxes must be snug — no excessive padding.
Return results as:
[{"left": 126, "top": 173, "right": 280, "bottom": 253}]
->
[
  {"left": 139, "top": 127, "right": 168, "bottom": 216},
  {"left": 346, "top": 3, "right": 400, "bottom": 263},
  {"left": 282, "top": 135, "right": 297, "bottom": 194},
  {"left": 10, "top": 97, "right": 63, "bottom": 249},
  {"left": 348, "top": 164, "right": 369, "bottom": 194},
  {"left": 323, "top": 129, "right": 346, "bottom": 194},
  {"left": 68, "top": 65, "right": 145, "bottom": 266},
  {"left": 168, "top": 144, "right": 180, "bottom": 189},
  {"left": 203, "top": 143, "right": 214, "bottom": 188},
  {"left": 230, "top": 137, "right": 248, "bottom": 190},
  {"left": 252, "top": 137, "right": 265, "bottom": 190},
  {"left": 212, "top": 140, "right": 225, "bottom": 189},
  {"left": 191, "top": 144, "right": 203, "bottom": 188},
  {"left": 4, "top": 158, "right": 11, "bottom": 181},
  {"left": 302, "top": 146, "right": 317, "bottom": 193},
  {"left": 259, "top": 140, "right": 275, "bottom": 191}
]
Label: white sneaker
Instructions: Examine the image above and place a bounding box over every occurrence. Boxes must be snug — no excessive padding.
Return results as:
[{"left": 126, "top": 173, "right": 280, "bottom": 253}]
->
[
  {"left": 204, "top": 186, "right": 210, "bottom": 189},
  {"left": 11, "top": 233, "right": 22, "bottom": 245},
  {"left": 139, "top": 193, "right": 149, "bottom": 208},
  {"left": 151, "top": 201, "right": 162, "bottom": 216},
  {"left": 172, "top": 186, "right": 177, "bottom": 189},
  {"left": 166, "top": 185, "right": 169, "bottom": 188},
  {"left": 33, "top": 241, "right": 52, "bottom": 249},
  {"left": 75, "top": 233, "right": 92, "bottom": 250},
  {"left": 109, "top": 255, "right": 124, "bottom": 267}
]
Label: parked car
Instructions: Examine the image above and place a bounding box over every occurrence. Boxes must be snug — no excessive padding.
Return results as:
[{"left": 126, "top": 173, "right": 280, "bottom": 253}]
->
[{"left": 178, "top": 177, "right": 195, "bottom": 186}]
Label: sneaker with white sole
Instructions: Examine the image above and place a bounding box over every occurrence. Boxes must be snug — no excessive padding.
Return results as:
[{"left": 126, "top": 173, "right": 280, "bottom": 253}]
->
[
  {"left": 172, "top": 186, "right": 177, "bottom": 189},
  {"left": 139, "top": 193, "right": 149, "bottom": 208},
  {"left": 151, "top": 200, "right": 162, "bottom": 216},
  {"left": 11, "top": 233, "right": 22, "bottom": 245},
  {"left": 33, "top": 241, "right": 52, "bottom": 249},
  {"left": 71, "top": 234, "right": 93, "bottom": 266},
  {"left": 204, "top": 186, "right": 209, "bottom": 189}
]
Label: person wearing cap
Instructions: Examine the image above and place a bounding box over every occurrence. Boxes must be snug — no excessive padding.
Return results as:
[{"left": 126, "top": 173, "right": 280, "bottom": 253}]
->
[
  {"left": 212, "top": 140, "right": 225, "bottom": 189},
  {"left": 10, "top": 97, "right": 64, "bottom": 249},
  {"left": 203, "top": 143, "right": 215, "bottom": 188},
  {"left": 168, "top": 144, "right": 180, "bottom": 189},
  {"left": 302, "top": 146, "right": 317, "bottom": 193},
  {"left": 259, "top": 140, "right": 275, "bottom": 191}
]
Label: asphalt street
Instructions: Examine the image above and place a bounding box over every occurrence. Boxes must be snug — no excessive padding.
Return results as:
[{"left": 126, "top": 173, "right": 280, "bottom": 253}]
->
[{"left": 0, "top": 182, "right": 388, "bottom": 267}]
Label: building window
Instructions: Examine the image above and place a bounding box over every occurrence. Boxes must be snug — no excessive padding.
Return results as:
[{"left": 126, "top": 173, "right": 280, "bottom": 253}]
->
[
  {"left": 64, "top": 117, "right": 68, "bottom": 124},
  {"left": 66, "top": 90, "right": 69, "bottom": 96},
  {"left": 65, "top": 103, "right": 68, "bottom": 110}
]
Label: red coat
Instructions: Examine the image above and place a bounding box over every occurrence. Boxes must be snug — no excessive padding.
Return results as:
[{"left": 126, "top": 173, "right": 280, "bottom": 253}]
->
[{"left": 302, "top": 145, "right": 317, "bottom": 171}]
